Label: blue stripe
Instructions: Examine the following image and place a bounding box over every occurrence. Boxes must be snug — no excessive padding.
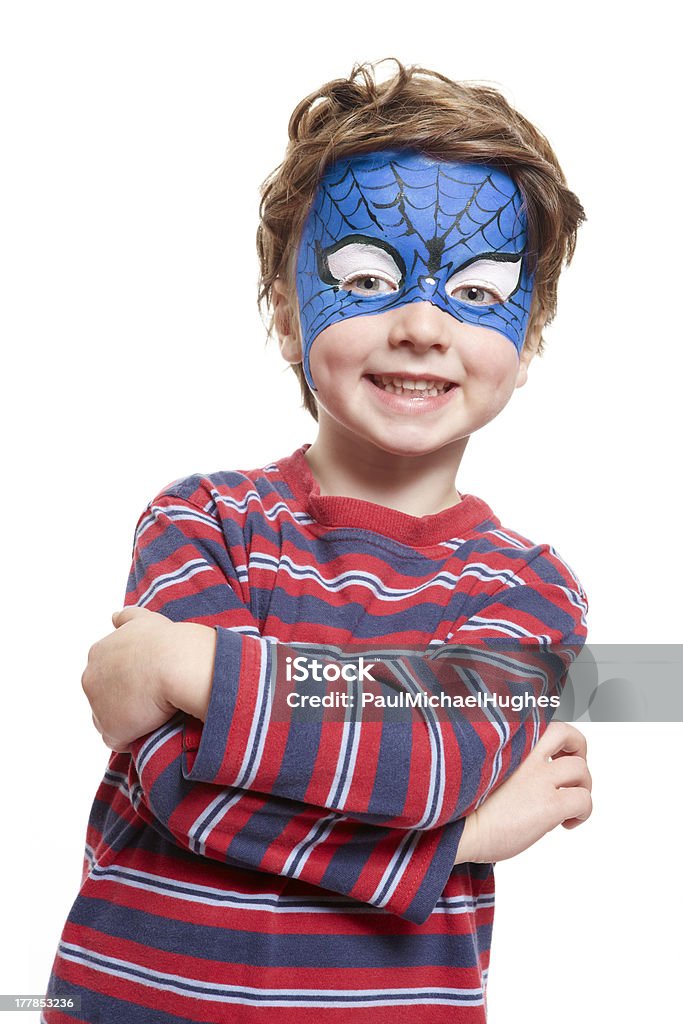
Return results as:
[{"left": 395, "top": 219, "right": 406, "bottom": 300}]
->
[{"left": 67, "top": 897, "right": 487, "bottom": 969}]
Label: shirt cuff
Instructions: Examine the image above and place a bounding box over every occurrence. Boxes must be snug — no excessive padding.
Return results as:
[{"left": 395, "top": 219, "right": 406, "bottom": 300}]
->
[
  {"left": 400, "top": 815, "right": 467, "bottom": 924},
  {"left": 181, "top": 625, "right": 259, "bottom": 784}
]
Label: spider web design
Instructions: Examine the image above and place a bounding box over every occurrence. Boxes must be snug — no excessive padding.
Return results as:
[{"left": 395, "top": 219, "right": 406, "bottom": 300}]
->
[{"left": 296, "top": 153, "right": 535, "bottom": 387}]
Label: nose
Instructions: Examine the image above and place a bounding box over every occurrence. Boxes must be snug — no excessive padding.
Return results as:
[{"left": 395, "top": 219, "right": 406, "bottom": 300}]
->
[{"left": 386, "top": 298, "right": 452, "bottom": 353}]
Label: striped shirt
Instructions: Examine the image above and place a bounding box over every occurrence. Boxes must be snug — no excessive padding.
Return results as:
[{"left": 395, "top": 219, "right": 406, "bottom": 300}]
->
[{"left": 45, "top": 442, "right": 588, "bottom": 1023}]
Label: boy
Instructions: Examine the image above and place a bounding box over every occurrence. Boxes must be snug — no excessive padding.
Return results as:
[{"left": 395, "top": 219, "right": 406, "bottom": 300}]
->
[{"left": 45, "top": 59, "right": 592, "bottom": 1023}]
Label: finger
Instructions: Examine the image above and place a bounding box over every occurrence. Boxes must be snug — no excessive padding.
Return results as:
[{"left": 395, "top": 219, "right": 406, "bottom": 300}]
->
[
  {"left": 101, "top": 732, "right": 131, "bottom": 754},
  {"left": 537, "top": 721, "right": 587, "bottom": 761},
  {"left": 558, "top": 786, "right": 592, "bottom": 826},
  {"left": 550, "top": 754, "right": 592, "bottom": 791},
  {"left": 112, "top": 606, "right": 145, "bottom": 628}
]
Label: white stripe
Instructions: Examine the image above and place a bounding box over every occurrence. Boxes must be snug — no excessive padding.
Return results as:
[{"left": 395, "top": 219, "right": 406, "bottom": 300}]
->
[
  {"left": 58, "top": 942, "right": 485, "bottom": 1006},
  {"left": 212, "top": 491, "right": 312, "bottom": 528},
  {"left": 369, "top": 829, "right": 422, "bottom": 909},
  {"left": 325, "top": 678, "right": 363, "bottom": 811},
  {"left": 457, "top": 616, "right": 553, "bottom": 643},
  {"left": 188, "top": 788, "right": 245, "bottom": 857},
  {"left": 321, "top": 656, "right": 443, "bottom": 826},
  {"left": 231, "top": 636, "right": 274, "bottom": 790},
  {"left": 556, "top": 582, "right": 589, "bottom": 618},
  {"left": 85, "top": 856, "right": 495, "bottom": 914},
  {"left": 489, "top": 528, "right": 529, "bottom": 550},
  {"left": 457, "top": 665, "right": 509, "bottom": 804},
  {"left": 135, "top": 723, "right": 183, "bottom": 776},
  {"left": 137, "top": 559, "right": 214, "bottom": 608},
  {"left": 438, "top": 537, "right": 469, "bottom": 551},
  {"left": 135, "top": 504, "right": 223, "bottom": 541},
  {"left": 388, "top": 657, "right": 445, "bottom": 830},
  {"left": 451, "top": 655, "right": 547, "bottom": 807},
  {"left": 243, "top": 554, "right": 524, "bottom": 601},
  {"left": 282, "top": 813, "right": 343, "bottom": 876}
]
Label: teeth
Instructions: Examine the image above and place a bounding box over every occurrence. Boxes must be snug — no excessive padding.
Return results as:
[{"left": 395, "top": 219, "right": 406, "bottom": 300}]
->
[{"left": 372, "top": 374, "right": 451, "bottom": 397}]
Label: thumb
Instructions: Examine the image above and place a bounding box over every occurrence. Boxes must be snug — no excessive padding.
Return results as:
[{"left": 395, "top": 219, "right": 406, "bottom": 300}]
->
[{"left": 112, "top": 606, "right": 146, "bottom": 628}]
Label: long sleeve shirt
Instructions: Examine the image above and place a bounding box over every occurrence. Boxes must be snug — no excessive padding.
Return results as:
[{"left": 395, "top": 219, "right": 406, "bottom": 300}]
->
[{"left": 45, "top": 443, "right": 588, "bottom": 1024}]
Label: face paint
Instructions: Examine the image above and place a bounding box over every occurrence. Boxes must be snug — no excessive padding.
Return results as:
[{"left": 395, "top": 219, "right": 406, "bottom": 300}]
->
[{"left": 295, "top": 150, "right": 535, "bottom": 391}]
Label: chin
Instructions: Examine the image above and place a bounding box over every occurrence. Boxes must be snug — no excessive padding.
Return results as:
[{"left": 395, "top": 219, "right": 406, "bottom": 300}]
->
[{"left": 366, "top": 433, "right": 458, "bottom": 459}]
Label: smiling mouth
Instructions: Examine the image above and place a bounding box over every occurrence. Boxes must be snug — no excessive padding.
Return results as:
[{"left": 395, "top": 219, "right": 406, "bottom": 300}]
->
[{"left": 366, "top": 374, "right": 457, "bottom": 397}]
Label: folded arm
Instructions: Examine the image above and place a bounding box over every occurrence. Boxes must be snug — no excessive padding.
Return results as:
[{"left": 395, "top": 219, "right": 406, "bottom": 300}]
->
[
  {"left": 121, "top": 490, "right": 587, "bottom": 833},
  {"left": 180, "top": 584, "right": 586, "bottom": 829},
  {"left": 108, "top": 490, "right": 469, "bottom": 923},
  {"left": 120, "top": 490, "right": 587, "bottom": 832}
]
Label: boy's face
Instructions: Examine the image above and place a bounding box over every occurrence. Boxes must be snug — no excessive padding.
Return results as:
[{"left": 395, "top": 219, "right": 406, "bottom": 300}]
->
[
  {"left": 287, "top": 289, "right": 534, "bottom": 463},
  {"left": 294, "top": 150, "right": 535, "bottom": 392}
]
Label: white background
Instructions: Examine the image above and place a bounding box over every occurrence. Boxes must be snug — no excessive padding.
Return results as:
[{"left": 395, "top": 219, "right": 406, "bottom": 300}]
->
[{"left": 1, "top": 2, "right": 681, "bottom": 1021}]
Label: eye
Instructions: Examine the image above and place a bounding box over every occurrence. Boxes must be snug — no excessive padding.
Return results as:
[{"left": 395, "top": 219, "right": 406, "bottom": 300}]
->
[
  {"left": 450, "top": 285, "right": 501, "bottom": 306},
  {"left": 446, "top": 256, "right": 522, "bottom": 307},
  {"left": 323, "top": 240, "right": 404, "bottom": 296},
  {"left": 340, "top": 274, "right": 397, "bottom": 296}
]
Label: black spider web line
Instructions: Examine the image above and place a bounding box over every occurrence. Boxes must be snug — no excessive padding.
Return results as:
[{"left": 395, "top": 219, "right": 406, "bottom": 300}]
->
[
  {"left": 324, "top": 165, "right": 387, "bottom": 234},
  {"left": 443, "top": 183, "right": 518, "bottom": 250},
  {"left": 435, "top": 164, "right": 490, "bottom": 242},
  {"left": 393, "top": 161, "right": 522, "bottom": 270},
  {"left": 325, "top": 157, "right": 523, "bottom": 247}
]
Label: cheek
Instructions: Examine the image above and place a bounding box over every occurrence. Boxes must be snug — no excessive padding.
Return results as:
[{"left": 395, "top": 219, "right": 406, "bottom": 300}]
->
[
  {"left": 309, "top": 321, "right": 371, "bottom": 380},
  {"left": 460, "top": 327, "right": 520, "bottom": 394}
]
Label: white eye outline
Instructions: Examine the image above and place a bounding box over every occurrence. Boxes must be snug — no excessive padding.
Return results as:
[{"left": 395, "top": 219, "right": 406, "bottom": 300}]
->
[
  {"left": 324, "top": 240, "right": 403, "bottom": 299},
  {"left": 446, "top": 256, "right": 523, "bottom": 307},
  {"left": 451, "top": 283, "right": 502, "bottom": 306},
  {"left": 339, "top": 272, "right": 398, "bottom": 297}
]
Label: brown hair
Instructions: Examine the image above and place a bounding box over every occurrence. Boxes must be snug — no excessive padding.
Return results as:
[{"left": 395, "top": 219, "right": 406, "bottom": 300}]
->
[{"left": 257, "top": 58, "right": 585, "bottom": 421}]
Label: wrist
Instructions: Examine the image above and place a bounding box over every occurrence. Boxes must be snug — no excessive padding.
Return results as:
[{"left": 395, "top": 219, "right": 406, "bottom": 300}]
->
[
  {"left": 454, "top": 811, "right": 482, "bottom": 865},
  {"left": 162, "top": 622, "right": 217, "bottom": 721}
]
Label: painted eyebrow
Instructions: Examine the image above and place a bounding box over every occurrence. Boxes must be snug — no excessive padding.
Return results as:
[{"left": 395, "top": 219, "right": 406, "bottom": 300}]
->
[
  {"left": 446, "top": 253, "right": 523, "bottom": 302},
  {"left": 451, "top": 251, "right": 523, "bottom": 272},
  {"left": 316, "top": 233, "right": 407, "bottom": 286}
]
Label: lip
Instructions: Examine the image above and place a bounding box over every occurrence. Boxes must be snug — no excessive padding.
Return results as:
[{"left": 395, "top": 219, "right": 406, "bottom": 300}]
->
[
  {"left": 362, "top": 374, "right": 459, "bottom": 413},
  {"left": 367, "top": 372, "right": 457, "bottom": 385}
]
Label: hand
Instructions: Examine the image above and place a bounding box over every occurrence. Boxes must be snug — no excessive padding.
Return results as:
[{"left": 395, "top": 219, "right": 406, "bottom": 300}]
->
[
  {"left": 82, "top": 606, "right": 216, "bottom": 753},
  {"left": 456, "top": 721, "right": 593, "bottom": 864}
]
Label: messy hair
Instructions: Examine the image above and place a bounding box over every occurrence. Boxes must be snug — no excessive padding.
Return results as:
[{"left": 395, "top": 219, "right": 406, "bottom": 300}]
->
[{"left": 257, "top": 58, "right": 585, "bottom": 421}]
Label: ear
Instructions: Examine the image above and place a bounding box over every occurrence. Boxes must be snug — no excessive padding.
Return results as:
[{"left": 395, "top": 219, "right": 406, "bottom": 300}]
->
[
  {"left": 515, "top": 339, "right": 536, "bottom": 389},
  {"left": 515, "top": 305, "right": 544, "bottom": 389},
  {"left": 272, "top": 278, "right": 302, "bottom": 366}
]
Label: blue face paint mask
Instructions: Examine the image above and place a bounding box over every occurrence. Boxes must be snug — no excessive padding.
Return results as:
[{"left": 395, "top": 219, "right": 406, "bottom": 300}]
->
[{"left": 295, "top": 150, "right": 535, "bottom": 391}]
